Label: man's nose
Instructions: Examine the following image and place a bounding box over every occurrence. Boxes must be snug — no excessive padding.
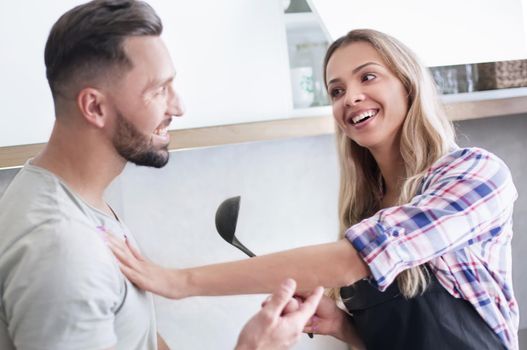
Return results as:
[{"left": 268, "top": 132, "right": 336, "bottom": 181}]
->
[{"left": 168, "top": 88, "right": 185, "bottom": 117}]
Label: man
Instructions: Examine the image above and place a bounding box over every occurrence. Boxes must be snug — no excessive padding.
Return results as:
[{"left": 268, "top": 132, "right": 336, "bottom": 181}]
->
[{"left": 0, "top": 1, "right": 321, "bottom": 349}]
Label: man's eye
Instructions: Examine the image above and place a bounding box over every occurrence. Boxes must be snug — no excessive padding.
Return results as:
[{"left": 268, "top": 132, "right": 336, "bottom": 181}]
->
[
  {"left": 157, "top": 86, "right": 168, "bottom": 95},
  {"left": 362, "top": 73, "right": 376, "bottom": 82}
]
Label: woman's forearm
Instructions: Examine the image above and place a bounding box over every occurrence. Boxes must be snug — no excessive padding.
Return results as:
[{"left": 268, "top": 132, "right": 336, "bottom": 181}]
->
[
  {"left": 337, "top": 315, "right": 366, "bottom": 349},
  {"left": 176, "top": 239, "right": 369, "bottom": 298}
]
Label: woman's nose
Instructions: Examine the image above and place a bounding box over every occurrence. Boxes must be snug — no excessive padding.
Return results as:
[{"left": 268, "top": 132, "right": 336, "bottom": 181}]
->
[{"left": 345, "top": 89, "right": 366, "bottom": 106}]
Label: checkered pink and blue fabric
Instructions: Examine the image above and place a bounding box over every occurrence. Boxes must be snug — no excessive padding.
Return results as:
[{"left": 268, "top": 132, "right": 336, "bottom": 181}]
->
[{"left": 346, "top": 147, "right": 518, "bottom": 349}]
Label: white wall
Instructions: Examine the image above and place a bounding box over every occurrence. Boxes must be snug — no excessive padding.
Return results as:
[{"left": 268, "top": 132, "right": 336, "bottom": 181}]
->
[
  {"left": 106, "top": 134, "right": 346, "bottom": 349},
  {"left": 0, "top": 0, "right": 292, "bottom": 147}
]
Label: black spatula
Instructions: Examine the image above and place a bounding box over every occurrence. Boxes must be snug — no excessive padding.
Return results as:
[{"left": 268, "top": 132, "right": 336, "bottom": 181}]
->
[
  {"left": 214, "top": 196, "right": 314, "bottom": 338},
  {"left": 215, "top": 196, "right": 255, "bottom": 257}
]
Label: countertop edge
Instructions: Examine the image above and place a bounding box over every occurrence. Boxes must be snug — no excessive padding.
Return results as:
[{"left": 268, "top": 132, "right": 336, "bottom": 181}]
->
[{"left": 1, "top": 95, "right": 526, "bottom": 169}]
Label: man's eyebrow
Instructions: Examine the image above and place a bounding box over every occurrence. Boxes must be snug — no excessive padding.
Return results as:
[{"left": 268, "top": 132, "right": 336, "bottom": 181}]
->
[
  {"left": 327, "top": 62, "right": 382, "bottom": 85},
  {"left": 157, "top": 75, "right": 176, "bottom": 87},
  {"left": 144, "top": 74, "right": 176, "bottom": 92}
]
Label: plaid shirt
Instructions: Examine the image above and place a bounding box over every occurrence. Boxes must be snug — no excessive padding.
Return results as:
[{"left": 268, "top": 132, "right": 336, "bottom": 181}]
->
[{"left": 346, "top": 147, "right": 518, "bottom": 349}]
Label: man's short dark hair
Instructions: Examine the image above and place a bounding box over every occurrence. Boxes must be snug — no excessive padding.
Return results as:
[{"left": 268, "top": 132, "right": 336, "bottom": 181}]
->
[{"left": 45, "top": 0, "right": 162, "bottom": 99}]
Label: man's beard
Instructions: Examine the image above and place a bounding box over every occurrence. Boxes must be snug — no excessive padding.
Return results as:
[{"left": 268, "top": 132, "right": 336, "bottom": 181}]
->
[{"left": 112, "top": 111, "right": 170, "bottom": 168}]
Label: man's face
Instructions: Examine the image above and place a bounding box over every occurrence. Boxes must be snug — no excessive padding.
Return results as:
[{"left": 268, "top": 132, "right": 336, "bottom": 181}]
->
[
  {"left": 112, "top": 109, "right": 170, "bottom": 168},
  {"left": 108, "top": 36, "right": 184, "bottom": 167}
]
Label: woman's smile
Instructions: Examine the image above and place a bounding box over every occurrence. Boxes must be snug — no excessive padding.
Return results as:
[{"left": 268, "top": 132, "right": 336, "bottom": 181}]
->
[
  {"left": 326, "top": 41, "right": 408, "bottom": 149},
  {"left": 346, "top": 108, "right": 379, "bottom": 129}
]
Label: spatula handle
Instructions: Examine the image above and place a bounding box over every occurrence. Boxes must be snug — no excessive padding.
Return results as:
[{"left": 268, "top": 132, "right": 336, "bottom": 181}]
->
[{"left": 232, "top": 237, "right": 256, "bottom": 257}]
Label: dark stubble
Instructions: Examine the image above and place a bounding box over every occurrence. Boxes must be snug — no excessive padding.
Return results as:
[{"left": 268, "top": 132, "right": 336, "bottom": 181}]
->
[{"left": 112, "top": 111, "right": 170, "bottom": 168}]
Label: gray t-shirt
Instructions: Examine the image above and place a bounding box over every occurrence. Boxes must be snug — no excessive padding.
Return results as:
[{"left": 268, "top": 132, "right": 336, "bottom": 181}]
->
[{"left": 0, "top": 163, "right": 157, "bottom": 350}]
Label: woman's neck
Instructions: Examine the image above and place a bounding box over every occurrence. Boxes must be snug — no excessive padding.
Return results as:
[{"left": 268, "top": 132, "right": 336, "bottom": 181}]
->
[{"left": 370, "top": 145, "right": 405, "bottom": 208}]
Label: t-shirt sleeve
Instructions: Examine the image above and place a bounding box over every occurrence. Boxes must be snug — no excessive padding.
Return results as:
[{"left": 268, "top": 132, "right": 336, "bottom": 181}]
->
[{"left": 3, "top": 219, "right": 123, "bottom": 350}]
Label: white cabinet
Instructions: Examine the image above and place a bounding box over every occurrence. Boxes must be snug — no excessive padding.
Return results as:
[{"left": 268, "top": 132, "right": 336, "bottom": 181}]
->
[
  {"left": 1, "top": 0, "right": 527, "bottom": 151},
  {"left": 0, "top": 1, "right": 86, "bottom": 148},
  {"left": 148, "top": 0, "right": 292, "bottom": 130},
  {"left": 308, "top": 0, "right": 527, "bottom": 67},
  {"left": 0, "top": 0, "right": 293, "bottom": 147},
  {"left": 283, "top": 0, "right": 527, "bottom": 110},
  {"left": 285, "top": 12, "right": 329, "bottom": 108}
]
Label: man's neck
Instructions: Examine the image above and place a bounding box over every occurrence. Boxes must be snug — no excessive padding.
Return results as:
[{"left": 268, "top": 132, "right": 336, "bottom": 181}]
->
[{"left": 32, "top": 121, "right": 125, "bottom": 215}]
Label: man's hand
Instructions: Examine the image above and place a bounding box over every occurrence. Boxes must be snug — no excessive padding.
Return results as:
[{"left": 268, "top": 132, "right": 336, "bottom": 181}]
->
[{"left": 235, "top": 279, "right": 323, "bottom": 350}]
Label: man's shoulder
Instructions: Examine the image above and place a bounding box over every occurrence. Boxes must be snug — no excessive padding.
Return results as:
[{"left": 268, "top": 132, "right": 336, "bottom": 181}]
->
[
  {"left": 0, "top": 221, "right": 124, "bottom": 350},
  {"left": 2, "top": 215, "right": 118, "bottom": 270},
  {"left": 0, "top": 164, "right": 72, "bottom": 219},
  {"left": 0, "top": 165, "right": 125, "bottom": 318},
  {"left": 0, "top": 216, "right": 123, "bottom": 304},
  {"left": 0, "top": 165, "right": 104, "bottom": 250}
]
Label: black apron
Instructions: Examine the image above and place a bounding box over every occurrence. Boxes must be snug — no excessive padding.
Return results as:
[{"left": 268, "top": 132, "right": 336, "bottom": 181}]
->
[{"left": 340, "top": 269, "right": 504, "bottom": 349}]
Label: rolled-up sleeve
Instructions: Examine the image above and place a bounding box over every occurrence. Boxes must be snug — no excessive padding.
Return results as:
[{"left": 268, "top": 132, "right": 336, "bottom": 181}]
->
[{"left": 345, "top": 148, "right": 517, "bottom": 290}]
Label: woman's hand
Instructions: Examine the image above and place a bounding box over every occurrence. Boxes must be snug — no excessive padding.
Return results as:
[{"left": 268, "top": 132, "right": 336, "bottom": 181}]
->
[
  {"left": 106, "top": 233, "right": 182, "bottom": 299},
  {"left": 301, "top": 294, "right": 366, "bottom": 349},
  {"left": 235, "top": 279, "right": 323, "bottom": 350}
]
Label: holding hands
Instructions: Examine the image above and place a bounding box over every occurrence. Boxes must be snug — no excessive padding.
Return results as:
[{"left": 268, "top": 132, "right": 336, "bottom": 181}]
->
[
  {"left": 107, "top": 233, "right": 364, "bottom": 349},
  {"left": 236, "top": 279, "right": 323, "bottom": 350},
  {"left": 301, "top": 294, "right": 365, "bottom": 349}
]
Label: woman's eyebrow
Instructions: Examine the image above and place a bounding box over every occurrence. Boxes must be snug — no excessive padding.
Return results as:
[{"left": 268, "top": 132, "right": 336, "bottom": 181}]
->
[
  {"left": 327, "top": 62, "right": 382, "bottom": 85},
  {"left": 352, "top": 62, "right": 382, "bottom": 75}
]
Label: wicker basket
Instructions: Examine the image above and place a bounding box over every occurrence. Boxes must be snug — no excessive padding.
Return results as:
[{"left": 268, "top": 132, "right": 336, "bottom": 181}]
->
[{"left": 476, "top": 59, "right": 527, "bottom": 90}]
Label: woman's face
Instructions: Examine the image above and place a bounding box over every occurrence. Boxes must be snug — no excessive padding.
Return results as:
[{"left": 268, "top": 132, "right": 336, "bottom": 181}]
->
[{"left": 326, "top": 41, "right": 409, "bottom": 152}]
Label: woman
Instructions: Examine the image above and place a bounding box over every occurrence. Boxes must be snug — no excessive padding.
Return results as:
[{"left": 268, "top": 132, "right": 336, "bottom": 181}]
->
[{"left": 108, "top": 29, "right": 518, "bottom": 349}]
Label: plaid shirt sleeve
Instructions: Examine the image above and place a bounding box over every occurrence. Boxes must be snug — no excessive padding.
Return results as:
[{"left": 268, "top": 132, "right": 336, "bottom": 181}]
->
[
  {"left": 345, "top": 147, "right": 517, "bottom": 290},
  {"left": 345, "top": 147, "right": 519, "bottom": 348}
]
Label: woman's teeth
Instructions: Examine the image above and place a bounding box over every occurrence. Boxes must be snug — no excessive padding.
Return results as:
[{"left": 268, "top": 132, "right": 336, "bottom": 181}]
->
[{"left": 352, "top": 110, "right": 377, "bottom": 124}]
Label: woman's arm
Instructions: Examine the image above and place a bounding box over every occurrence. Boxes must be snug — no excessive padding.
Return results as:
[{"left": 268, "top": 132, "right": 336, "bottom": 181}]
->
[
  {"left": 346, "top": 148, "right": 517, "bottom": 291},
  {"left": 182, "top": 240, "right": 369, "bottom": 297},
  {"left": 302, "top": 294, "right": 365, "bottom": 349},
  {"left": 108, "top": 236, "right": 369, "bottom": 299},
  {"left": 108, "top": 148, "right": 514, "bottom": 299}
]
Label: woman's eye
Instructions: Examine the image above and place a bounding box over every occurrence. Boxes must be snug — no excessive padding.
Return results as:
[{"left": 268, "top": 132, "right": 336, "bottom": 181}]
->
[
  {"left": 362, "top": 73, "right": 376, "bottom": 82},
  {"left": 329, "top": 88, "right": 344, "bottom": 98}
]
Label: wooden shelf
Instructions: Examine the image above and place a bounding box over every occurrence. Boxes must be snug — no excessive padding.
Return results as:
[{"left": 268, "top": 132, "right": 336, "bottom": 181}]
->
[
  {"left": 1, "top": 91, "right": 527, "bottom": 169},
  {"left": 0, "top": 116, "right": 335, "bottom": 169}
]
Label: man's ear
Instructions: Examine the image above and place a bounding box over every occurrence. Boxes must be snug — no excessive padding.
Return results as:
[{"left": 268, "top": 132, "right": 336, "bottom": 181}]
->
[{"left": 76, "top": 87, "right": 109, "bottom": 128}]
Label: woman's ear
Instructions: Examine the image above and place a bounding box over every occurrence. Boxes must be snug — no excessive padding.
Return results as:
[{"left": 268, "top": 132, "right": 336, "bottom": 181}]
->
[{"left": 76, "top": 87, "right": 108, "bottom": 128}]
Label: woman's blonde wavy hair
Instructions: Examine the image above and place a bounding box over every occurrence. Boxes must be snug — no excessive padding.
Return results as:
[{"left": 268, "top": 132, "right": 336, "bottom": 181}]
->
[{"left": 324, "top": 29, "right": 457, "bottom": 298}]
